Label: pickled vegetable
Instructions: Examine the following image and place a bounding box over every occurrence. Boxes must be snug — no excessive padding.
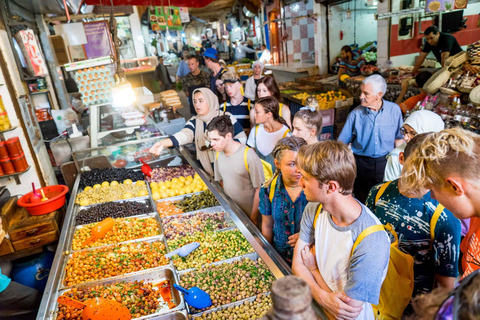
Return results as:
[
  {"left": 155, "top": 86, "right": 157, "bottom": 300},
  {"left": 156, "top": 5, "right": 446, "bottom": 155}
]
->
[
  {"left": 195, "top": 294, "right": 272, "bottom": 319},
  {"left": 75, "top": 182, "right": 148, "bottom": 206},
  {"left": 162, "top": 211, "right": 229, "bottom": 240},
  {"left": 174, "top": 191, "right": 219, "bottom": 212}
]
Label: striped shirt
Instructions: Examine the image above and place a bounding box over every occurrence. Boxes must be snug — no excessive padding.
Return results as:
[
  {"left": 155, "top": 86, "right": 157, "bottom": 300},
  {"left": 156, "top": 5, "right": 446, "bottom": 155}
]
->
[
  {"left": 223, "top": 97, "right": 251, "bottom": 129},
  {"left": 339, "top": 52, "right": 365, "bottom": 77}
]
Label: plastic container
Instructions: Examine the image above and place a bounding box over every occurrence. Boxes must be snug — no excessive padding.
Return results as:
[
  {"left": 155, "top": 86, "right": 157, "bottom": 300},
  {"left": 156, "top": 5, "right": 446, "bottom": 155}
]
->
[
  {"left": 0, "top": 157, "right": 15, "bottom": 174},
  {"left": 0, "top": 141, "right": 9, "bottom": 159},
  {"left": 0, "top": 162, "right": 4, "bottom": 176},
  {"left": 11, "top": 152, "right": 28, "bottom": 172},
  {"left": 0, "top": 96, "right": 12, "bottom": 131},
  {"left": 17, "top": 185, "right": 69, "bottom": 216},
  {"left": 5, "top": 137, "right": 23, "bottom": 157},
  {"left": 11, "top": 249, "right": 55, "bottom": 293}
]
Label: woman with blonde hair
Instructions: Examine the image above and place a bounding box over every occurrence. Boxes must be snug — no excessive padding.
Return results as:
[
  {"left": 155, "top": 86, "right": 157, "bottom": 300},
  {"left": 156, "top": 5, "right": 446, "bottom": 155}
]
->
[
  {"left": 260, "top": 137, "right": 308, "bottom": 263},
  {"left": 400, "top": 127, "right": 480, "bottom": 279},
  {"left": 292, "top": 109, "right": 323, "bottom": 145}
]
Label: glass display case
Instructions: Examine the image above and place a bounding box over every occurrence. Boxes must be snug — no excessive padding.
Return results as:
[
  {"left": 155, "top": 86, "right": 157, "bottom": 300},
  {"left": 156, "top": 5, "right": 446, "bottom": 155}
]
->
[
  {"left": 89, "top": 102, "right": 165, "bottom": 148},
  {"left": 37, "top": 145, "right": 326, "bottom": 319}
]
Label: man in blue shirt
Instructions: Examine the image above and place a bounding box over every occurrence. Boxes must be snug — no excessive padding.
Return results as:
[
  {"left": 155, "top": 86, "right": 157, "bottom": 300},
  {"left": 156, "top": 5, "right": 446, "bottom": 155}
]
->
[
  {"left": 338, "top": 74, "right": 403, "bottom": 203},
  {"left": 176, "top": 50, "right": 191, "bottom": 81}
]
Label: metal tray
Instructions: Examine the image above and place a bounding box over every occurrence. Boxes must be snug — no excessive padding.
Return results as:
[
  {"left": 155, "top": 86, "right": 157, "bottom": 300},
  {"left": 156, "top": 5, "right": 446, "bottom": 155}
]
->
[
  {"left": 69, "top": 213, "right": 163, "bottom": 252},
  {"left": 159, "top": 205, "right": 227, "bottom": 220},
  {"left": 76, "top": 180, "right": 150, "bottom": 208},
  {"left": 190, "top": 292, "right": 271, "bottom": 318},
  {"left": 146, "top": 310, "right": 188, "bottom": 319},
  {"left": 48, "top": 267, "right": 185, "bottom": 320},
  {"left": 74, "top": 197, "right": 156, "bottom": 225},
  {"left": 59, "top": 235, "right": 172, "bottom": 290},
  {"left": 178, "top": 252, "right": 272, "bottom": 314}
]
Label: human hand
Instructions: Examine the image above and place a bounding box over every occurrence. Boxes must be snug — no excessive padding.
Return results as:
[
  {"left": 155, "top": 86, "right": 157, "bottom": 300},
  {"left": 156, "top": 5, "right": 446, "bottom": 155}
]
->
[
  {"left": 321, "top": 291, "right": 363, "bottom": 320},
  {"left": 149, "top": 141, "right": 165, "bottom": 156},
  {"left": 287, "top": 233, "right": 299, "bottom": 247},
  {"left": 301, "top": 244, "right": 317, "bottom": 272},
  {"left": 401, "top": 77, "right": 413, "bottom": 90}
]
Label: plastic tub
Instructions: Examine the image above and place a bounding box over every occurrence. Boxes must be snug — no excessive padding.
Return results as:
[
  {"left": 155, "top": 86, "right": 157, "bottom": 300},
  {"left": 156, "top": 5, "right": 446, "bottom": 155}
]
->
[
  {"left": 0, "top": 157, "right": 15, "bottom": 174},
  {"left": 11, "top": 153, "right": 28, "bottom": 172},
  {"left": 0, "top": 141, "right": 9, "bottom": 159},
  {"left": 17, "top": 185, "right": 69, "bottom": 216}
]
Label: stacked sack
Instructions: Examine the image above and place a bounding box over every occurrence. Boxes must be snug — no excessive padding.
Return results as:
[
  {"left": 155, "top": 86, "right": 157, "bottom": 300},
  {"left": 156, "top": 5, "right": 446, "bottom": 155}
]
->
[{"left": 160, "top": 90, "right": 182, "bottom": 109}]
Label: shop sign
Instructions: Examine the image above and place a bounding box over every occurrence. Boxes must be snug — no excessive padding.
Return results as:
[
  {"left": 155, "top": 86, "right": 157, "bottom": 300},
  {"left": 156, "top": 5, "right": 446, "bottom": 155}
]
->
[
  {"left": 425, "top": 0, "right": 467, "bottom": 12},
  {"left": 179, "top": 7, "right": 190, "bottom": 23},
  {"left": 149, "top": 7, "right": 183, "bottom": 31}
]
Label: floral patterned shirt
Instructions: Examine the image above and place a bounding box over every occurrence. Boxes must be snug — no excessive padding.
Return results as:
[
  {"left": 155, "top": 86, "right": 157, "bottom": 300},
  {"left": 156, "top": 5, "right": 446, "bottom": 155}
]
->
[{"left": 259, "top": 173, "right": 308, "bottom": 263}]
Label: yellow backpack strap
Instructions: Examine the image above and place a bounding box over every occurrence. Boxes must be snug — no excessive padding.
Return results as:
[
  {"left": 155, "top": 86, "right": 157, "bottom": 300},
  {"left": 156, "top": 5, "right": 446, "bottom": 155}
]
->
[
  {"left": 247, "top": 99, "right": 251, "bottom": 111},
  {"left": 351, "top": 225, "right": 386, "bottom": 256},
  {"left": 282, "top": 129, "right": 290, "bottom": 138},
  {"left": 313, "top": 204, "right": 323, "bottom": 230},
  {"left": 244, "top": 147, "right": 250, "bottom": 173},
  {"left": 216, "top": 152, "right": 219, "bottom": 160},
  {"left": 279, "top": 103, "right": 283, "bottom": 117},
  {"left": 430, "top": 204, "right": 444, "bottom": 243},
  {"left": 375, "top": 181, "right": 393, "bottom": 205},
  {"left": 269, "top": 175, "right": 279, "bottom": 202},
  {"left": 223, "top": 101, "right": 227, "bottom": 112}
]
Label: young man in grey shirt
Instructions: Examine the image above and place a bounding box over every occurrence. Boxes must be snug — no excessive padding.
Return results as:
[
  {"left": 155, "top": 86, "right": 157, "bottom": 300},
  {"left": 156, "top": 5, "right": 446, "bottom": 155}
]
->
[
  {"left": 207, "top": 115, "right": 264, "bottom": 222},
  {"left": 292, "top": 140, "right": 390, "bottom": 320}
]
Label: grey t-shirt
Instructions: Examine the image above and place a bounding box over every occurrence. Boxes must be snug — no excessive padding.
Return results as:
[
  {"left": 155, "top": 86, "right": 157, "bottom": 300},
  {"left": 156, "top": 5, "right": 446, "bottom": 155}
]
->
[
  {"left": 215, "top": 144, "right": 265, "bottom": 216},
  {"left": 299, "top": 201, "right": 390, "bottom": 305}
]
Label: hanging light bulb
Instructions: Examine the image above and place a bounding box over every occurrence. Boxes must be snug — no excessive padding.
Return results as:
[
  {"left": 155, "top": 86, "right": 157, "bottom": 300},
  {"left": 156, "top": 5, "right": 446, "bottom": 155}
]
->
[
  {"left": 112, "top": 78, "right": 136, "bottom": 108},
  {"left": 345, "top": 8, "right": 352, "bottom": 19}
]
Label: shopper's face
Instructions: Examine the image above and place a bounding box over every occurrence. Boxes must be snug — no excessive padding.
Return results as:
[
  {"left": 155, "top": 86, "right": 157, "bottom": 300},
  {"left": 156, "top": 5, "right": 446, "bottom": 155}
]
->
[
  {"left": 193, "top": 92, "right": 209, "bottom": 116},
  {"left": 216, "top": 80, "right": 225, "bottom": 94},
  {"left": 277, "top": 151, "right": 302, "bottom": 184},
  {"left": 257, "top": 83, "right": 271, "bottom": 98},
  {"left": 292, "top": 118, "right": 316, "bottom": 143},
  {"left": 254, "top": 104, "right": 270, "bottom": 124},
  {"left": 225, "top": 81, "right": 240, "bottom": 97},
  {"left": 402, "top": 124, "right": 418, "bottom": 143},
  {"left": 298, "top": 169, "right": 323, "bottom": 202},
  {"left": 208, "top": 130, "right": 229, "bottom": 152},
  {"left": 188, "top": 58, "right": 199, "bottom": 72},
  {"left": 340, "top": 50, "right": 348, "bottom": 59},
  {"left": 359, "top": 83, "right": 381, "bottom": 108},
  {"left": 425, "top": 32, "right": 440, "bottom": 46},
  {"left": 253, "top": 64, "right": 262, "bottom": 76},
  {"left": 429, "top": 180, "right": 475, "bottom": 220}
]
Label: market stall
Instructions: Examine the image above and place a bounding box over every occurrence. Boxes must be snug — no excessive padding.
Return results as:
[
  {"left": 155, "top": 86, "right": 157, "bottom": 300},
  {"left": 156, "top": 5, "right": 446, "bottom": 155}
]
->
[
  {"left": 265, "top": 61, "right": 319, "bottom": 84},
  {"left": 36, "top": 143, "right": 325, "bottom": 320}
]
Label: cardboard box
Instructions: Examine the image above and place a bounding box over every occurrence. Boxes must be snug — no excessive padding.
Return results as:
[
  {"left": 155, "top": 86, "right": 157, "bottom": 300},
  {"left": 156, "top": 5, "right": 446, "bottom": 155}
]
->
[{"left": 49, "top": 35, "right": 69, "bottom": 65}]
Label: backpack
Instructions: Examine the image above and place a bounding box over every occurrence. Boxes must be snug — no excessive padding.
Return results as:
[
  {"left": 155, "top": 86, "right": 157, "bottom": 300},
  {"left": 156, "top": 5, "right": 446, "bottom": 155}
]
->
[
  {"left": 216, "top": 146, "right": 273, "bottom": 182},
  {"left": 312, "top": 183, "right": 417, "bottom": 320}
]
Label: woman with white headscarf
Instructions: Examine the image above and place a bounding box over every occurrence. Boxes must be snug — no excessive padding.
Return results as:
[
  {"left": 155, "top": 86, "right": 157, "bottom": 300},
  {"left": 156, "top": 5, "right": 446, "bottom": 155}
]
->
[
  {"left": 244, "top": 61, "right": 264, "bottom": 101},
  {"left": 384, "top": 110, "right": 444, "bottom": 182},
  {"left": 149, "top": 88, "right": 247, "bottom": 176}
]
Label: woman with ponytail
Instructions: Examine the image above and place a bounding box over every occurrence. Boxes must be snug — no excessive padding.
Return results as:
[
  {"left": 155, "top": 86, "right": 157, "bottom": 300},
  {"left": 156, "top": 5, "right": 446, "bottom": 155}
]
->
[
  {"left": 260, "top": 137, "right": 308, "bottom": 263},
  {"left": 247, "top": 96, "right": 292, "bottom": 172}
]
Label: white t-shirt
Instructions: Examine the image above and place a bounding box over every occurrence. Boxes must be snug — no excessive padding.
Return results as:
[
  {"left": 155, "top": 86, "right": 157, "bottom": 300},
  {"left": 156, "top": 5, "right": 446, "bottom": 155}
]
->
[{"left": 247, "top": 124, "right": 290, "bottom": 157}]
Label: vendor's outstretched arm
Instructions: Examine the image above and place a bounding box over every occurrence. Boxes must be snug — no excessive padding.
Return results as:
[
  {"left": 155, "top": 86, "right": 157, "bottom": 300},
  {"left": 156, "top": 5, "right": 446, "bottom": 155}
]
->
[{"left": 412, "top": 52, "right": 428, "bottom": 73}]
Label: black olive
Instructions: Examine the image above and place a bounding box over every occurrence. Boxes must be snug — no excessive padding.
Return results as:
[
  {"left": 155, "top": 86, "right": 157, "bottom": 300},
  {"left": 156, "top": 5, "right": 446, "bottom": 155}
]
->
[{"left": 75, "top": 201, "right": 152, "bottom": 226}]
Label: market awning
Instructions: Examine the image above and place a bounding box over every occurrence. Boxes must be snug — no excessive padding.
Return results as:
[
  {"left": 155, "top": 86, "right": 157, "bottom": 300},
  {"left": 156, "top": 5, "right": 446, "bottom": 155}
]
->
[{"left": 84, "top": 0, "right": 217, "bottom": 8}]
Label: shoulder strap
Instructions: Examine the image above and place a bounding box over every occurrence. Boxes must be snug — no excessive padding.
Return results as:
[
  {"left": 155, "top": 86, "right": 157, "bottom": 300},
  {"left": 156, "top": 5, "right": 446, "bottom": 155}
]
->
[
  {"left": 269, "top": 175, "right": 279, "bottom": 202},
  {"left": 351, "top": 225, "right": 386, "bottom": 257},
  {"left": 282, "top": 129, "right": 290, "bottom": 138},
  {"left": 247, "top": 99, "right": 251, "bottom": 111},
  {"left": 313, "top": 204, "right": 323, "bottom": 230},
  {"left": 216, "top": 152, "right": 219, "bottom": 160},
  {"left": 244, "top": 147, "right": 250, "bottom": 173},
  {"left": 223, "top": 101, "right": 227, "bottom": 112},
  {"left": 430, "top": 204, "right": 444, "bottom": 243},
  {"left": 375, "top": 181, "right": 393, "bottom": 205},
  {"left": 279, "top": 103, "right": 283, "bottom": 117}
]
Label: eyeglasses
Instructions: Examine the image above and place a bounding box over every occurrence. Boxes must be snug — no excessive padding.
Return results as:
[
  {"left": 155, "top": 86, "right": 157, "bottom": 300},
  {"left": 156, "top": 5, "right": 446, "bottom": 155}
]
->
[{"left": 400, "top": 127, "right": 417, "bottom": 137}]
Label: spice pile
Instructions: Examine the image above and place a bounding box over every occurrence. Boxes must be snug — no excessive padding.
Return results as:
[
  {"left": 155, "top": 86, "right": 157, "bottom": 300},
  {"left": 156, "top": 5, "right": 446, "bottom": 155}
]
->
[
  {"left": 75, "top": 201, "right": 152, "bottom": 226},
  {"left": 145, "top": 165, "right": 195, "bottom": 183},
  {"left": 64, "top": 241, "right": 169, "bottom": 286},
  {"left": 162, "top": 211, "right": 229, "bottom": 240},
  {"left": 72, "top": 217, "right": 159, "bottom": 250},
  {"left": 167, "top": 230, "right": 254, "bottom": 270},
  {"left": 180, "top": 258, "right": 274, "bottom": 311}
]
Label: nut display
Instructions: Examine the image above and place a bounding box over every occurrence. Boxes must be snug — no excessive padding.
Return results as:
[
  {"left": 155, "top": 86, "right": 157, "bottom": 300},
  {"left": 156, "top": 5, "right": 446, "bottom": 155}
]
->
[
  {"left": 64, "top": 241, "right": 169, "bottom": 286},
  {"left": 79, "top": 168, "right": 144, "bottom": 190},
  {"left": 167, "top": 230, "right": 254, "bottom": 270},
  {"left": 75, "top": 201, "right": 153, "bottom": 226},
  {"left": 75, "top": 181, "right": 149, "bottom": 206},
  {"left": 156, "top": 200, "right": 184, "bottom": 218},
  {"left": 56, "top": 280, "right": 173, "bottom": 319},
  {"left": 150, "top": 174, "right": 208, "bottom": 201},
  {"left": 145, "top": 165, "right": 196, "bottom": 183},
  {"left": 174, "top": 190, "right": 219, "bottom": 212},
  {"left": 195, "top": 294, "right": 272, "bottom": 319},
  {"left": 162, "top": 211, "right": 229, "bottom": 240},
  {"left": 180, "top": 258, "right": 274, "bottom": 312},
  {"left": 72, "top": 217, "right": 159, "bottom": 250}
]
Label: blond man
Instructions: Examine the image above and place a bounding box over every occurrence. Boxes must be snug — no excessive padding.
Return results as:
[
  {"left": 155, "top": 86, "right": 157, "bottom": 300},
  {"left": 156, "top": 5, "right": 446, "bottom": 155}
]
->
[
  {"left": 292, "top": 140, "right": 390, "bottom": 320},
  {"left": 400, "top": 128, "right": 480, "bottom": 279},
  {"left": 221, "top": 72, "right": 252, "bottom": 130}
]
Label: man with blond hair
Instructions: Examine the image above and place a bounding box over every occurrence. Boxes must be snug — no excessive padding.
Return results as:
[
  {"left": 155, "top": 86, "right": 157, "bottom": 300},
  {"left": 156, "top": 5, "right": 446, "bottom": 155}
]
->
[
  {"left": 221, "top": 71, "right": 252, "bottom": 130},
  {"left": 292, "top": 140, "right": 390, "bottom": 320},
  {"left": 339, "top": 74, "right": 404, "bottom": 203},
  {"left": 400, "top": 128, "right": 480, "bottom": 279}
]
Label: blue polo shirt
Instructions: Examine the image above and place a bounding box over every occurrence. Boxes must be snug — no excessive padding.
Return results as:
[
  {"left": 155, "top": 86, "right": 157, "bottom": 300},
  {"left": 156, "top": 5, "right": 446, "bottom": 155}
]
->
[{"left": 338, "top": 100, "right": 403, "bottom": 158}]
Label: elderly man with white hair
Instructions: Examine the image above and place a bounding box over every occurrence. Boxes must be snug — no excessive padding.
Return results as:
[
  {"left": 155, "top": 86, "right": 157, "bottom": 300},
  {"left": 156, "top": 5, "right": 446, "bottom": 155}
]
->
[
  {"left": 338, "top": 74, "right": 404, "bottom": 203},
  {"left": 244, "top": 61, "right": 264, "bottom": 101}
]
